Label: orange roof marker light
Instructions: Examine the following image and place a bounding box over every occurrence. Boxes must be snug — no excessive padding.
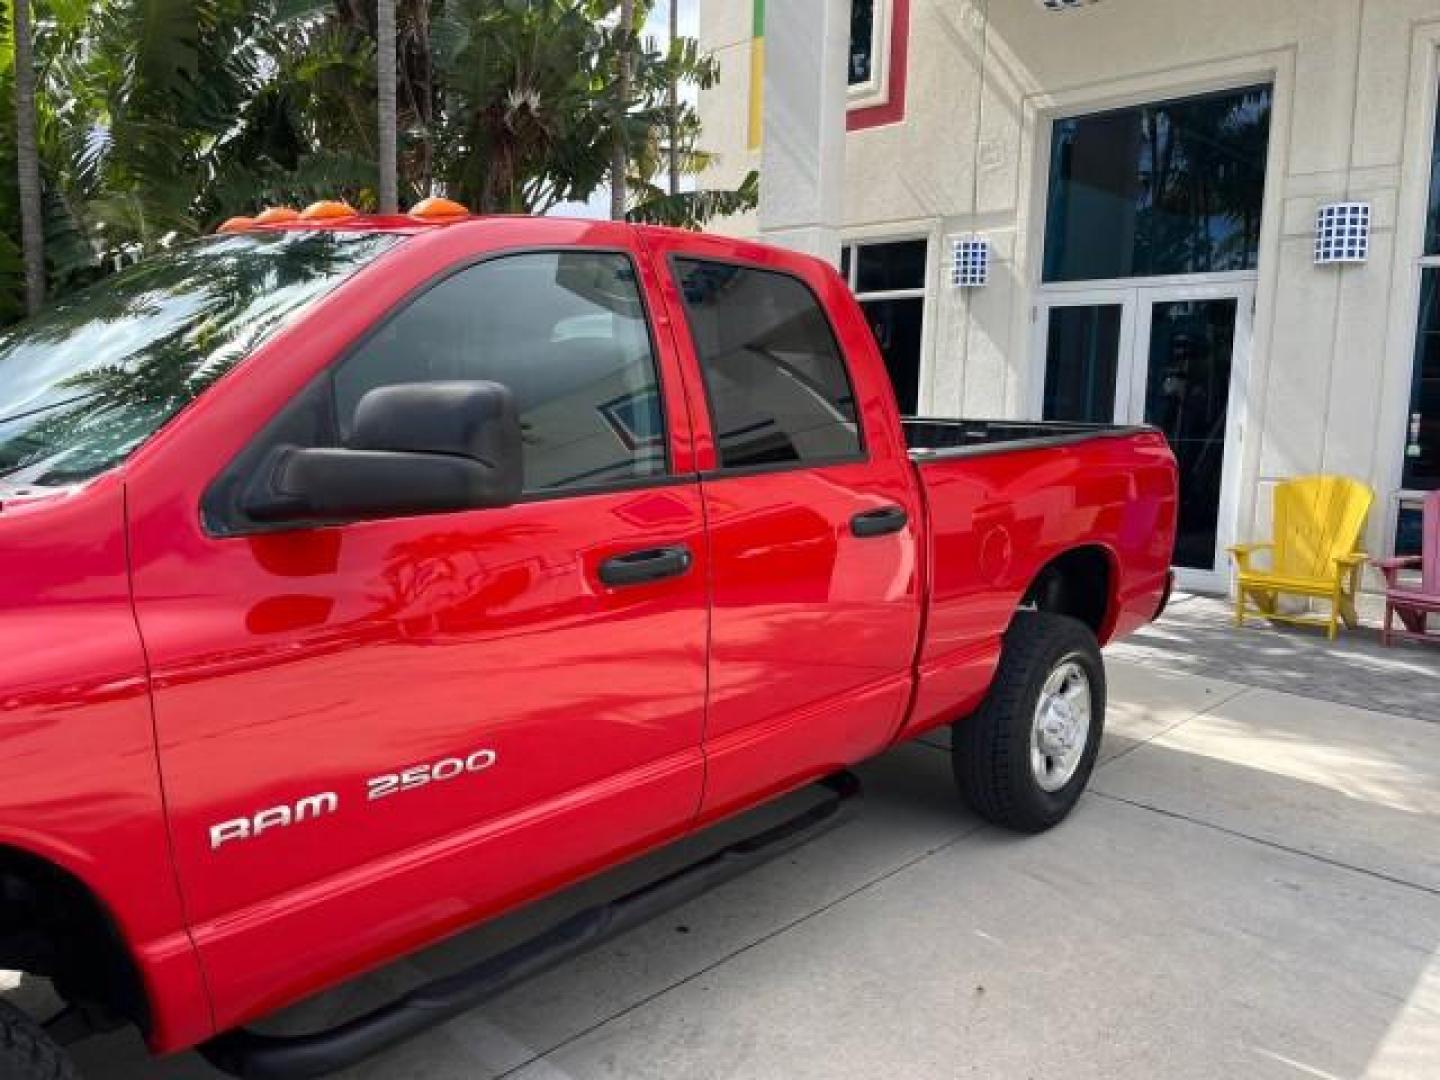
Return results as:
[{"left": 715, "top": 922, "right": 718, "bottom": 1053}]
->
[
  {"left": 254, "top": 207, "right": 300, "bottom": 225},
  {"left": 299, "top": 199, "right": 358, "bottom": 221},
  {"left": 409, "top": 196, "right": 470, "bottom": 220},
  {"left": 215, "top": 216, "right": 255, "bottom": 234}
]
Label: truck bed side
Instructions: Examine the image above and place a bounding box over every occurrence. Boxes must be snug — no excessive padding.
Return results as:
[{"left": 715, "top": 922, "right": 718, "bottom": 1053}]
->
[{"left": 897, "top": 422, "right": 1178, "bottom": 742}]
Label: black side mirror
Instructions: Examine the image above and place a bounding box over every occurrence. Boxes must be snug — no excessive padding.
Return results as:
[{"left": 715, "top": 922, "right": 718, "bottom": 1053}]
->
[{"left": 243, "top": 381, "right": 523, "bottom": 526}]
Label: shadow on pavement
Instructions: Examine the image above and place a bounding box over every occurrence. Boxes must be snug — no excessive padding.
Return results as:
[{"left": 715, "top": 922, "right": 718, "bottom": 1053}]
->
[{"left": 1109, "top": 593, "right": 1440, "bottom": 724}]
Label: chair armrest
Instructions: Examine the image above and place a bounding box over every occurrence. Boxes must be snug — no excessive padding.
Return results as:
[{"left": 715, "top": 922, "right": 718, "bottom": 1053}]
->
[
  {"left": 1371, "top": 555, "right": 1421, "bottom": 587},
  {"left": 1228, "top": 542, "right": 1274, "bottom": 571},
  {"left": 1332, "top": 551, "right": 1368, "bottom": 590},
  {"left": 1372, "top": 556, "right": 1422, "bottom": 571}
]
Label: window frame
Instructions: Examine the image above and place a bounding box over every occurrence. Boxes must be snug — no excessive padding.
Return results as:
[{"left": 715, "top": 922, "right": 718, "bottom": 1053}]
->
[
  {"left": 1401, "top": 264, "right": 1440, "bottom": 497},
  {"left": 841, "top": 237, "right": 931, "bottom": 416},
  {"left": 841, "top": 238, "right": 929, "bottom": 303},
  {"left": 846, "top": 0, "right": 890, "bottom": 110},
  {"left": 1397, "top": 274, "right": 1440, "bottom": 552},
  {"left": 1390, "top": 61, "right": 1440, "bottom": 555},
  {"left": 1039, "top": 84, "right": 1274, "bottom": 286},
  {"left": 667, "top": 253, "right": 869, "bottom": 480},
  {"left": 205, "top": 245, "right": 687, "bottom": 537},
  {"left": 1410, "top": 88, "right": 1440, "bottom": 495}
]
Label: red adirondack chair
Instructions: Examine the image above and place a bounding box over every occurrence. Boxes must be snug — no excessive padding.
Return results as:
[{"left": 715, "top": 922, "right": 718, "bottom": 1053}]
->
[{"left": 1374, "top": 490, "right": 1440, "bottom": 647}]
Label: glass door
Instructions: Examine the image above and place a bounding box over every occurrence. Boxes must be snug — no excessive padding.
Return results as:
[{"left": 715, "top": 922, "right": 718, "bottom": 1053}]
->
[
  {"left": 1036, "top": 283, "right": 1250, "bottom": 591},
  {"left": 1132, "top": 286, "right": 1249, "bottom": 588}
]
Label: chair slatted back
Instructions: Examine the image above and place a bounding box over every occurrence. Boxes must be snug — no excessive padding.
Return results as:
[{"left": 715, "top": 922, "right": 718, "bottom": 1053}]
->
[{"left": 1272, "top": 476, "right": 1374, "bottom": 580}]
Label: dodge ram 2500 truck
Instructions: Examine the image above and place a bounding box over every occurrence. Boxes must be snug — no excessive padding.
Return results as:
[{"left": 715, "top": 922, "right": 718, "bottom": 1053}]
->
[{"left": 0, "top": 206, "right": 1177, "bottom": 1079}]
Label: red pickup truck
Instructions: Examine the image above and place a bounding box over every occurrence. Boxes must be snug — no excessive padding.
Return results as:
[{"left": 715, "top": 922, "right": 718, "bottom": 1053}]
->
[{"left": 0, "top": 209, "right": 1176, "bottom": 1079}]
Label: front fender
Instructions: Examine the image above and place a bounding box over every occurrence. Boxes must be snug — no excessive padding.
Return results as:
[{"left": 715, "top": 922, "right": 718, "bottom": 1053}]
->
[{"left": 0, "top": 477, "right": 211, "bottom": 1051}]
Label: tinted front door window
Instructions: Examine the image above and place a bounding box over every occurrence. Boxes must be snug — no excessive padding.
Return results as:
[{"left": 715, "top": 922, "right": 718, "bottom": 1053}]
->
[{"left": 335, "top": 251, "right": 666, "bottom": 493}]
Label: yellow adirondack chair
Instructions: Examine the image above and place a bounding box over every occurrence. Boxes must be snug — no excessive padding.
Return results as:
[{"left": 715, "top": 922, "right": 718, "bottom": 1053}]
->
[{"left": 1229, "top": 475, "right": 1374, "bottom": 640}]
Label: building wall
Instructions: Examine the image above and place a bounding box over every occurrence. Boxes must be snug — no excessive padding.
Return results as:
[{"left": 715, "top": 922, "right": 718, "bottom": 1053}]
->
[
  {"left": 699, "top": 0, "right": 1440, "bottom": 562},
  {"left": 697, "top": 1, "right": 762, "bottom": 237}
]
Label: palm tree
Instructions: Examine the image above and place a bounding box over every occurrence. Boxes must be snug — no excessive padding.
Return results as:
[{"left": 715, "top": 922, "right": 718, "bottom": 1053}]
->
[
  {"left": 377, "top": 0, "right": 399, "bottom": 212},
  {"left": 610, "top": 0, "right": 634, "bottom": 220},
  {"left": 12, "top": 0, "right": 44, "bottom": 313},
  {"left": 667, "top": 0, "right": 679, "bottom": 198},
  {"left": 0, "top": 0, "right": 757, "bottom": 324}
]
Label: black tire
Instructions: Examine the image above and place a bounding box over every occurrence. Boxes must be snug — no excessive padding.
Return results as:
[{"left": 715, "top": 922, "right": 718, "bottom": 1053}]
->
[
  {"left": 0, "top": 1001, "right": 80, "bottom": 1080},
  {"left": 952, "top": 612, "right": 1106, "bottom": 833}
]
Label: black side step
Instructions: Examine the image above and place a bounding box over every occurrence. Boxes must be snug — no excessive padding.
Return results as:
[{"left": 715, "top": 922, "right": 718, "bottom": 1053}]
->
[{"left": 199, "top": 771, "right": 863, "bottom": 1080}]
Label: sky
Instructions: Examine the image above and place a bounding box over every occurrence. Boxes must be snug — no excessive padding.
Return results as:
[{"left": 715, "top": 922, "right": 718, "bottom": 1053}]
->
[
  {"left": 647, "top": 0, "right": 700, "bottom": 39},
  {"left": 551, "top": 0, "right": 704, "bottom": 218}
]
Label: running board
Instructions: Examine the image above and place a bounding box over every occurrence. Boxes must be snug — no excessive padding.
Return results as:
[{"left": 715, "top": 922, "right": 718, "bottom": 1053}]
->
[{"left": 199, "top": 771, "right": 863, "bottom": 1080}]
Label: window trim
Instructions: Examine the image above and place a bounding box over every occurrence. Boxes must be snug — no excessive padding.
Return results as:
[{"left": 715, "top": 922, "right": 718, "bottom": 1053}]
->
[
  {"left": 841, "top": 238, "right": 929, "bottom": 301},
  {"left": 204, "top": 245, "right": 687, "bottom": 537},
  {"left": 841, "top": 237, "right": 931, "bottom": 416},
  {"left": 1404, "top": 259, "right": 1440, "bottom": 493},
  {"left": 846, "top": 0, "right": 890, "bottom": 108},
  {"left": 666, "top": 253, "right": 870, "bottom": 479}
]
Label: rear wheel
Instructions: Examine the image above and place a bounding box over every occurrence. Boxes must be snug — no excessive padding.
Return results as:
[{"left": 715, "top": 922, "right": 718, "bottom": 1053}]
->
[
  {"left": 952, "top": 612, "right": 1105, "bottom": 833},
  {"left": 0, "top": 1000, "right": 80, "bottom": 1080}
]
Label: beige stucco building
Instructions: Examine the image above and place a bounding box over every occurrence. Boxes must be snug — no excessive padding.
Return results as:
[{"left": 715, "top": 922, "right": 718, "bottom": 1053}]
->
[{"left": 699, "top": 0, "right": 1440, "bottom": 593}]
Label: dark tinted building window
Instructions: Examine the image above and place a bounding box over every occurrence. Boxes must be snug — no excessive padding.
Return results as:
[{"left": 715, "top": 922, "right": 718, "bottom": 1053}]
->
[
  {"left": 334, "top": 251, "right": 666, "bottom": 493},
  {"left": 861, "top": 298, "right": 923, "bottom": 414},
  {"left": 1042, "top": 305, "right": 1122, "bottom": 423},
  {"left": 1427, "top": 96, "right": 1440, "bottom": 256},
  {"left": 672, "top": 259, "right": 862, "bottom": 469},
  {"left": 850, "top": 0, "right": 876, "bottom": 86},
  {"left": 1405, "top": 269, "right": 1440, "bottom": 490},
  {"left": 843, "top": 239, "right": 928, "bottom": 415},
  {"left": 1044, "top": 86, "right": 1273, "bottom": 282},
  {"left": 855, "top": 240, "right": 926, "bottom": 293}
]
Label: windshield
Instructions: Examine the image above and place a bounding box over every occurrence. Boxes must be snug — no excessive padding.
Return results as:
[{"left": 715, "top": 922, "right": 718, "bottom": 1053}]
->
[{"left": 0, "top": 230, "right": 401, "bottom": 487}]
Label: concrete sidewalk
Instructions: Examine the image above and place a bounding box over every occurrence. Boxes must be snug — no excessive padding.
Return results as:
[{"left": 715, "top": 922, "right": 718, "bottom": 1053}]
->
[
  {"left": 26, "top": 645, "right": 1438, "bottom": 1080},
  {"left": 1110, "top": 591, "right": 1440, "bottom": 723}
]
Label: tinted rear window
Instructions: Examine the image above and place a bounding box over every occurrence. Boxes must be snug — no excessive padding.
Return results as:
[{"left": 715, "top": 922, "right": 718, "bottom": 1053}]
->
[{"left": 672, "top": 259, "right": 861, "bottom": 470}]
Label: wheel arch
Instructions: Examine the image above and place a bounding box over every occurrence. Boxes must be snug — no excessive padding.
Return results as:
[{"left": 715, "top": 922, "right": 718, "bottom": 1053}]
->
[
  {"left": 0, "top": 842, "right": 152, "bottom": 1035},
  {"left": 1017, "top": 544, "right": 1121, "bottom": 643}
]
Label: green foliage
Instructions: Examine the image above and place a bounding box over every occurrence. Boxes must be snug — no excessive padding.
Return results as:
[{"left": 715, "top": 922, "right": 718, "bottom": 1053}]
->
[
  {"left": 0, "top": 0, "right": 757, "bottom": 326},
  {"left": 629, "top": 168, "right": 757, "bottom": 230}
]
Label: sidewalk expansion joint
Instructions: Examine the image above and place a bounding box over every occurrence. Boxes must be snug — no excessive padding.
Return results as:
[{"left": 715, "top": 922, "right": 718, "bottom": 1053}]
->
[
  {"left": 1095, "top": 682, "right": 1253, "bottom": 772},
  {"left": 1090, "top": 790, "right": 1440, "bottom": 900}
]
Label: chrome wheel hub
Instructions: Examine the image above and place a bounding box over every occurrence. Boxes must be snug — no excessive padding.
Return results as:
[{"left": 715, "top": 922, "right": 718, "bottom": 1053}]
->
[{"left": 1030, "top": 659, "right": 1091, "bottom": 793}]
